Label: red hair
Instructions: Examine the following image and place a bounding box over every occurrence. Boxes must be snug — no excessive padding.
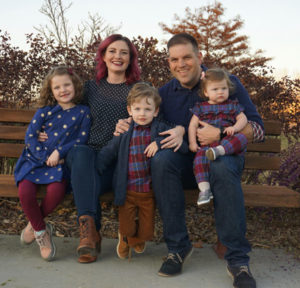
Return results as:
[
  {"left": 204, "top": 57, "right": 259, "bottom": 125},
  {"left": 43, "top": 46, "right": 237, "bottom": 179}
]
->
[{"left": 95, "top": 34, "right": 141, "bottom": 84}]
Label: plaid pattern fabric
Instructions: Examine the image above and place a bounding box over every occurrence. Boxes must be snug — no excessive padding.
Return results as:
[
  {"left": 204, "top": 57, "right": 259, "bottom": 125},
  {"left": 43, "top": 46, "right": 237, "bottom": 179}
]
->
[
  {"left": 221, "top": 133, "right": 248, "bottom": 156},
  {"left": 191, "top": 101, "right": 264, "bottom": 143},
  {"left": 193, "top": 148, "right": 210, "bottom": 184},
  {"left": 194, "top": 134, "right": 247, "bottom": 184},
  {"left": 127, "top": 124, "right": 152, "bottom": 192},
  {"left": 192, "top": 100, "right": 250, "bottom": 184},
  {"left": 191, "top": 99, "right": 243, "bottom": 128},
  {"left": 249, "top": 121, "right": 264, "bottom": 143}
]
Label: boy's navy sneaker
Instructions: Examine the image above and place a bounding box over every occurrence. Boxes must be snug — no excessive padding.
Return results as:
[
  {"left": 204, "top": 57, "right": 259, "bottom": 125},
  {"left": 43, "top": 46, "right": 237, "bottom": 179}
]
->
[
  {"left": 158, "top": 246, "right": 193, "bottom": 277},
  {"left": 227, "top": 265, "right": 256, "bottom": 288}
]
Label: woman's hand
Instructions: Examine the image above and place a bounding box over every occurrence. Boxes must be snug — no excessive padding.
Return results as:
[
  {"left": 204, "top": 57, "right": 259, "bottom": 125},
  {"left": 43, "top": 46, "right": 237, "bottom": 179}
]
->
[
  {"left": 46, "top": 150, "right": 60, "bottom": 167},
  {"left": 144, "top": 141, "right": 158, "bottom": 157},
  {"left": 159, "top": 125, "right": 185, "bottom": 152},
  {"left": 114, "top": 117, "right": 132, "bottom": 136}
]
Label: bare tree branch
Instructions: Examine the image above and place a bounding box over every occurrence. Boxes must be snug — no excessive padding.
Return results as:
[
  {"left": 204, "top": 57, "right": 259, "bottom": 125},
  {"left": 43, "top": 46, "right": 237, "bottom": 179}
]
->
[
  {"left": 57, "top": 0, "right": 72, "bottom": 45},
  {"left": 34, "top": 0, "right": 120, "bottom": 48},
  {"left": 77, "top": 12, "right": 121, "bottom": 48}
]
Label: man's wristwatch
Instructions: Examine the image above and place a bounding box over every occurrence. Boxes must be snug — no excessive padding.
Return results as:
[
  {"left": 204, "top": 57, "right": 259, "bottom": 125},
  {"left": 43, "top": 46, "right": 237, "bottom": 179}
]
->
[{"left": 219, "top": 127, "right": 226, "bottom": 140}]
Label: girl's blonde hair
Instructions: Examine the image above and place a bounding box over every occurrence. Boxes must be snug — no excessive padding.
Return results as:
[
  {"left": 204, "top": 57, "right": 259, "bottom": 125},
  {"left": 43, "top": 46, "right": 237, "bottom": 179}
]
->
[
  {"left": 127, "top": 82, "right": 161, "bottom": 109},
  {"left": 201, "top": 68, "right": 235, "bottom": 98},
  {"left": 39, "top": 66, "right": 83, "bottom": 107}
]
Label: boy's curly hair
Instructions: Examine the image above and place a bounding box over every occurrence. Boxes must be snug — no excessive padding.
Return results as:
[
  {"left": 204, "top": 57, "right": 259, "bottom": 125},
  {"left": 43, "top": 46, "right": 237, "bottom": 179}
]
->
[
  {"left": 127, "top": 82, "right": 161, "bottom": 109},
  {"left": 39, "top": 66, "right": 83, "bottom": 107}
]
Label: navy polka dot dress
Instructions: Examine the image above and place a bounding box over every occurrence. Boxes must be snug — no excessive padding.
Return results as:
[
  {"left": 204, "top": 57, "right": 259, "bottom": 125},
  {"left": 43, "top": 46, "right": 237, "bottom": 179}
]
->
[{"left": 14, "top": 104, "right": 91, "bottom": 185}]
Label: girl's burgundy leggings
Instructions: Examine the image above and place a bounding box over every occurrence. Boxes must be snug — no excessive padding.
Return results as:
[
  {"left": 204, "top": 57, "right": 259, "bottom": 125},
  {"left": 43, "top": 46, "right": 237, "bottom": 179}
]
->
[{"left": 18, "top": 179, "right": 66, "bottom": 231}]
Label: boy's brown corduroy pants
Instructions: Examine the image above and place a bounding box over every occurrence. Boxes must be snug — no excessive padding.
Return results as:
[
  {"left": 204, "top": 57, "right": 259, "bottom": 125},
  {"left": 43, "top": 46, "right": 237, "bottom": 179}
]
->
[{"left": 118, "top": 190, "right": 155, "bottom": 247}]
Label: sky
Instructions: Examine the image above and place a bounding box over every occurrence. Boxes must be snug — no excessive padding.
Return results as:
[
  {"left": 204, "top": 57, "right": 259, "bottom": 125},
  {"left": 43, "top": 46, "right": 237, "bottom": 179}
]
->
[{"left": 1, "top": 0, "right": 300, "bottom": 78}]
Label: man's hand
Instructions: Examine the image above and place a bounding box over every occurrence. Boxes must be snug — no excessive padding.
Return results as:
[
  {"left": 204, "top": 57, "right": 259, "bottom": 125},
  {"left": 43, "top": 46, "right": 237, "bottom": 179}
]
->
[
  {"left": 159, "top": 126, "right": 185, "bottom": 152},
  {"left": 196, "top": 121, "right": 220, "bottom": 146},
  {"left": 46, "top": 149, "right": 60, "bottom": 167},
  {"left": 144, "top": 141, "right": 158, "bottom": 157},
  {"left": 114, "top": 117, "right": 132, "bottom": 136}
]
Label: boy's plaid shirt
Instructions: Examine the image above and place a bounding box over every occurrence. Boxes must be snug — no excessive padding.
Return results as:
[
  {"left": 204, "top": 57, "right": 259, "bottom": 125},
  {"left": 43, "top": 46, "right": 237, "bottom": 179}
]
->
[{"left": 127, "top": 124, "right": 152, "bottom": 193}]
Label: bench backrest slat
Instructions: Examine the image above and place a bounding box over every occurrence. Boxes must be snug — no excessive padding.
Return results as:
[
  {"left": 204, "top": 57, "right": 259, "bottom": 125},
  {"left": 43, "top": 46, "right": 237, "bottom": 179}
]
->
[
  {"left": 0, "top": 109, "right": 35, "bottom": 123},
  {"left": 247, "top": 139, "right": 280, "bottom": 153},
  {"left": 1, "top": 126, "right": 280, "bottom": 152},
  {"left": 0, "top": 109, "right": 280, "bottom": 132},
  {"left": 0, "top": 143, "right": 24, "bottom": 158},
  {"left": 263, "top": 121, "right": 281, "bottom": 135},
  {"left": 244, "top": 155, "right": 280, "bottom": 170},
  {"left": 0, "top": 125, "right": 27, "bottom": 140}
]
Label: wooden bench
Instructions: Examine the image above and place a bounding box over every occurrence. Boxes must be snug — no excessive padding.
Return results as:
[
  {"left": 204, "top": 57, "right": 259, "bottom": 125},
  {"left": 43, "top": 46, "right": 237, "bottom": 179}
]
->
[
  {"left": 1, "top": 108, "right": 299, "bottom": 259},
  {"left": 0, "top": 107, "right": 299, "bottom": 207}
]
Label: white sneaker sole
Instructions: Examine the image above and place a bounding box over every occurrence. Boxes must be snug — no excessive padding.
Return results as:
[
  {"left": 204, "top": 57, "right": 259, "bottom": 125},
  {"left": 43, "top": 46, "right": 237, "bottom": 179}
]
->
[{"left": 197, "top": 198, "right": 211, "bottom": 206}]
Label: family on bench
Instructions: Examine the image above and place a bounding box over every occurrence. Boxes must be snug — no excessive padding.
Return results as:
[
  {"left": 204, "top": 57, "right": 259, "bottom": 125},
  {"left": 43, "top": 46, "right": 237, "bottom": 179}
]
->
[{"left": 13, "top": 33, "right": 266, "bottom": 288}]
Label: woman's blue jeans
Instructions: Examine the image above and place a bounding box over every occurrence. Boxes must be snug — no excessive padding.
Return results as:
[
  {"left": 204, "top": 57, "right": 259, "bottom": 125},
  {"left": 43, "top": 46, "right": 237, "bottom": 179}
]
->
[
  {"left": 151, "top": 149, "right": 251, "bottom": 266},
  {"left": 66, "top": 145, "right": 115, "bottom": 231}
]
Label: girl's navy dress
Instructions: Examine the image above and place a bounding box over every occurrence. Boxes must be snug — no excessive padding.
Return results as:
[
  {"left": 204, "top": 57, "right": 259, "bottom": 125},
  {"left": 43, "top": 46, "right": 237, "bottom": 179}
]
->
[{"left": 14, "top": 104, "right": 91, "bottom": 185}]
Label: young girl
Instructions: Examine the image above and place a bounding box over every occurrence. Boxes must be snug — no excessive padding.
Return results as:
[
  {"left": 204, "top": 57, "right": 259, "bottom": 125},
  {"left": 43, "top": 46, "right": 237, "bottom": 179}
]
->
[
  {"left": 14, "top": 66, "right": 91, "bottom": 261},
  {"left": 188, "top": 68, "right": 248, "bottom": 206}
]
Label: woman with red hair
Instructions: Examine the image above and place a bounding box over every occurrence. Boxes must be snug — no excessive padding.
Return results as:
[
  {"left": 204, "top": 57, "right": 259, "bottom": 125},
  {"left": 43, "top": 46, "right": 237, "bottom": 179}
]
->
[
  {"left": 75, "top": 34, "right": 141, "bottom": 263},
  {"left": 40, "top": 34, "right": 141, "bottom": 263},
  {"left": 72, "top": 34, "right": 141, "bottom": 263}
]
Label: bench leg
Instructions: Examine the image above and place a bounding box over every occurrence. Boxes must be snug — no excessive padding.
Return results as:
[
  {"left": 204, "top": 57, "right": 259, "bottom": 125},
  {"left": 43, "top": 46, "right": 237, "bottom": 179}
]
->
[{"left": 213, "top": 238, "right": 227, "bottom": 259}]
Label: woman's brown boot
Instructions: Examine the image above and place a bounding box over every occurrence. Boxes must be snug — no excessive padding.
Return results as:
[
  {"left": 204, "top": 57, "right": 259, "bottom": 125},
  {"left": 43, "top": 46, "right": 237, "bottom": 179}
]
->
[{"left": 77, "top": 215, "right": 101, "bottom": 263}]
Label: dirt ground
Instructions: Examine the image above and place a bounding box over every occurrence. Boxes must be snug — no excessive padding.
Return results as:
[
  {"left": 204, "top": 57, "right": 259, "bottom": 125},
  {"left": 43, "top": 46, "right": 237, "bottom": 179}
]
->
[{"left": 1, "top": 198, "right": 299, "bottom": 260}]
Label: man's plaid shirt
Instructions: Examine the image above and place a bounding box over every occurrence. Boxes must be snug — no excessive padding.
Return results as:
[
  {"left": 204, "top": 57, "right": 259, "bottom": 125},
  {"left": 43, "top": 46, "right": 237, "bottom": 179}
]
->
[{"left": 249, "top": 121, "right": 264, "bottom": 142}]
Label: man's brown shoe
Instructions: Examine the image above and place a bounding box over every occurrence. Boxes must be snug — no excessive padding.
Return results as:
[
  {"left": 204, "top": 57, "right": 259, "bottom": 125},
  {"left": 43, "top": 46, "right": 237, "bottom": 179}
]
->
[
  {"left": 77, "top": 215, "right": 101, "bottom": 263},
  {"left": 116, "top": 231, "right": 130, "bottom": 259}
]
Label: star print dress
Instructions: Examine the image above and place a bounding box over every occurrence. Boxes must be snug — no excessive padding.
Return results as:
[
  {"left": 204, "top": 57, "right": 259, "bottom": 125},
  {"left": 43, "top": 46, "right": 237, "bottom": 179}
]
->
[{"left": 14, "top": 104, "right": 91, "bottom": 185}]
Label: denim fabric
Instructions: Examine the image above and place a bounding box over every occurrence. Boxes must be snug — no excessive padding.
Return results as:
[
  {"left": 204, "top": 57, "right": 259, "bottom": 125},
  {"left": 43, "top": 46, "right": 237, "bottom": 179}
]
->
[
  {"left": 151, "top": 149, "right": 250, "bottom": 266},
  {"left": 210, "top": 155, "right": 251, "bottom": 266},
  {"left": 66, "top": 145, "right": 115, "bottom": 231},
  {"left": 151, "top": 150, "right": 193, "bottom": 254}
]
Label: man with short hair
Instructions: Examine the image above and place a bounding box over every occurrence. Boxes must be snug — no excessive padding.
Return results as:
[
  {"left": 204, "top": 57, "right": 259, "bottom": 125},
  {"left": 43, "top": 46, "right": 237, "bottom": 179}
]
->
[
  {"left": 152, "top": 33, "right": 263, "bottom": 288},
  {"left": 115, "top": 33, "right": 263, "bottom": 288}
]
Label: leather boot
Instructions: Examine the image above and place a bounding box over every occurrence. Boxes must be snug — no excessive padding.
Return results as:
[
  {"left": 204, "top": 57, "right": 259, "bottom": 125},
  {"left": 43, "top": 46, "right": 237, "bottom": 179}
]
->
[{"left": 77, "top": 215, "right": 101, "bottom": 263}]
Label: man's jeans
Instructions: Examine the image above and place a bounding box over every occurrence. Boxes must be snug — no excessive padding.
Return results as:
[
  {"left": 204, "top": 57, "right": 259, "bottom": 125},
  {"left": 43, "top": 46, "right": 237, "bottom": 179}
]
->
[
  {"left": 151, "top": 149, "right": 251, "bottom": 266},
  {"left": 66, "top": 145, "right": 115, "bottom": 231}
]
